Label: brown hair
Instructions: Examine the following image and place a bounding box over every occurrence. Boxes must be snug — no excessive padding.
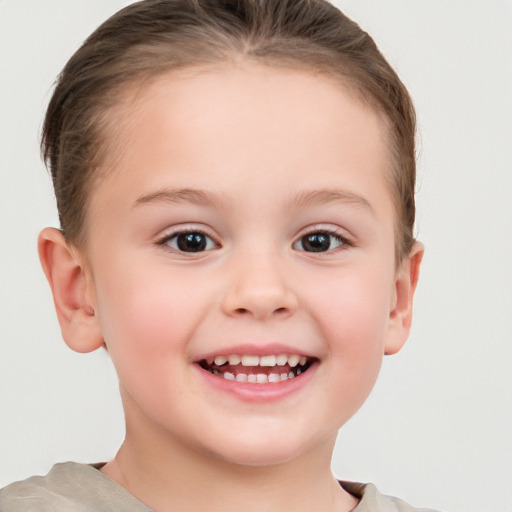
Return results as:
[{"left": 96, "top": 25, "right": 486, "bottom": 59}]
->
[{"left": 42, "top": 0, "right": 417, "bottom": 260}]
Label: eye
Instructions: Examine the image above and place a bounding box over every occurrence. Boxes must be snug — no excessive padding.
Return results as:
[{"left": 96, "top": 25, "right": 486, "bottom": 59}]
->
[
  {"left": 293, "top": 231, "right": 346, "bottom": 253},
  {"left": 161, "top": 231, "right": 218, "bottom": 253}
]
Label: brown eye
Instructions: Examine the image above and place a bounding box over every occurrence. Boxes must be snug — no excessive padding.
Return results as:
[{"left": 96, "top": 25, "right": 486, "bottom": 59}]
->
[
  {"left": 294, "top": 232, "right": 344, "bottom": 253},
  {"left": 164, "top": 232, "right": 217, "bottom": 252}
]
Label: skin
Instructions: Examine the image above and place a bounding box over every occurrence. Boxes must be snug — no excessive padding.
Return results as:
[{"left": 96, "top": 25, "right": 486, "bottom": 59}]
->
[{"left": 39, "top": 64, "right": 423, "bottom": 512}]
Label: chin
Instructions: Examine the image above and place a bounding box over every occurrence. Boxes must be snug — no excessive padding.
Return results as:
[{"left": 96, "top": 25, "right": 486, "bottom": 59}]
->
[{"left": 203, "top": 430, "right": 321, "bottom": 468}]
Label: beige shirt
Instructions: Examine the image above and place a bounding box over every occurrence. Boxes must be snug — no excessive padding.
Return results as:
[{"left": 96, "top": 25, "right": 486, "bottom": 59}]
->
[{"left": 0, "top": 462, "right": 440, "bottom": 511}]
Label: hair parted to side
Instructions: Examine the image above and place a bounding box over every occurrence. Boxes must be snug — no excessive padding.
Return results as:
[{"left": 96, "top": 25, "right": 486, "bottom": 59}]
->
[{"left": 42, "top": 0, "right": 417, "bottom": 261}]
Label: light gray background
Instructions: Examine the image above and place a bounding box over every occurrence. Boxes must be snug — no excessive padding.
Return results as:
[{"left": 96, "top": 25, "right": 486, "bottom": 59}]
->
[{"left": 1, "top": 1, "right": 511, "bottom": 511}]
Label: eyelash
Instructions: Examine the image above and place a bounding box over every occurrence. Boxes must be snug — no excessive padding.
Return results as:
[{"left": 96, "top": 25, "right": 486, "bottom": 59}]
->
[{"left": 156, "top": 227, "right": 352, "bottom": 254}]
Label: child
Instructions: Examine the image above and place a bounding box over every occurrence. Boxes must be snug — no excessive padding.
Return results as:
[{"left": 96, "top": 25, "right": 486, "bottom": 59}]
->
[{"left": 0, "top": 0, "right": 435, "bottom": 510}]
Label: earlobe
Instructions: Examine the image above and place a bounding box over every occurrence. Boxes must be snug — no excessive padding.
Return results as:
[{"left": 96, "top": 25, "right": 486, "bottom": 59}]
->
[
  {"left": 38, "top": 227, "right": 104, "bottom": 353},
  {"left": 384, "top": 242, "right": 424, "bottom": 355}
]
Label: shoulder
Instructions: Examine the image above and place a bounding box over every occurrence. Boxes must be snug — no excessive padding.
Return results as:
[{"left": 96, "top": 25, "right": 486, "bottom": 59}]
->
[
  {"left": 1, "top": 462, "right": 92, "bottom": 512},
  {"left": 340, "top": 481, "right": 441, "bottom": 512},
  {"left": 0, "top": 462, "right": 151, "bottom": 512}
]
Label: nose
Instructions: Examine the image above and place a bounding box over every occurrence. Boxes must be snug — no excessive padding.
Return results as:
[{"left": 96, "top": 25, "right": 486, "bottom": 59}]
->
[{"left": 221, "top": 252, "right": 299, "bottom": 321}]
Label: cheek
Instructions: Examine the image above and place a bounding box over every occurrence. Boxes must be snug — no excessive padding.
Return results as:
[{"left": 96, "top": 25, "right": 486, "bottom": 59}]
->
[
  {"left": 92, "top": 260, "right": 213, "bottom": 421},
  {"left": 312, "top": 265, "right": 392, "bottom": 342},
  {"left": 94, "top": 259, "right": 208, "bottom": 370},
  {"left": 308, "top": 265, "right": 394, "bottom": 396}
]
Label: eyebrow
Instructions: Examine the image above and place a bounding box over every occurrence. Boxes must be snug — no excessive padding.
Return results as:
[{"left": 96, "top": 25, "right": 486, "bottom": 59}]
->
[
  {"left": 134, "top": 186, "right": 374, "bottom": 215},
  {"left": 290, "top": 189, "right": 375, "bottom": 215},
  {"left": 134, "top": 188, "right": 226, "bottom": 209}
]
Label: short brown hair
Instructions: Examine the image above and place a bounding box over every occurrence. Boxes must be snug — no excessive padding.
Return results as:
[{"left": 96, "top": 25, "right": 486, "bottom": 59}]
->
[{"left": 42, "top": 0, "right": 417, "bottom": 260}]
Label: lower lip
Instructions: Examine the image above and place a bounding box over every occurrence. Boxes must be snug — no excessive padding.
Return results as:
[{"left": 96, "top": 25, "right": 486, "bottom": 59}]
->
[{"left": 193, "top": 363, "right": 317, "bottom": 403}]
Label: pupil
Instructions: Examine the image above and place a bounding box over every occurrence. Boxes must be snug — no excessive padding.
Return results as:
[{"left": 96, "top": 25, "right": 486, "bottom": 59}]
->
[
  {"left": 303, "top": 233, "right": 330, "bottom": 252},
  {"left": 177, "top": 233, "right": 207, "bottom": 252}
]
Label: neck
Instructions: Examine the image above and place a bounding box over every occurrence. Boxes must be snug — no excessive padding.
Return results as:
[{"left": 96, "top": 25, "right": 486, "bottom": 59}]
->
[{"left": 101, "top": 407, "right": 358, "bottom": 511}]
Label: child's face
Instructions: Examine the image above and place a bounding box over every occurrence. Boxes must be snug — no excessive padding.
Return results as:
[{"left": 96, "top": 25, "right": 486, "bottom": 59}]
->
[{"left": 73, "top": 65, "right": 418, "bottom": 466}]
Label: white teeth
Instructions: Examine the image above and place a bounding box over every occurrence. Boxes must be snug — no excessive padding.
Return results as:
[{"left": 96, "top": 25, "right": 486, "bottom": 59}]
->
[
  {"left": 213, "top": 367, "right": 307, "bottom": 383},
  {"left": 219, "top": 354, "right": 308, "bottom": 367},
  {"left": 288, "top": 355, "right": 300, "bottom": 367},
  {"left": 259, "top": 355, "right": 276, "bottom": 367},
  {"left": 241, "top": 355, "right": 260, "bottom": 366},
  {"left": 276, "top": 354, "right": 288, "bottom": 366},
  {"left": 214, "top": 355, "right": 228, "bottom": 366},
  {"left": 207, "top": 353, "right": 311, "bottom": 382}
]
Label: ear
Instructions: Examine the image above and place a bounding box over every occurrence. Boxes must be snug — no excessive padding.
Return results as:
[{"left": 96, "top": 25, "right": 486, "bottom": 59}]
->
[
  {"left": 384, "top": 242, "right": 424, "bottom": 355},
  {"left": 38, "top": 227, "right": 104, "bottom": 353}
]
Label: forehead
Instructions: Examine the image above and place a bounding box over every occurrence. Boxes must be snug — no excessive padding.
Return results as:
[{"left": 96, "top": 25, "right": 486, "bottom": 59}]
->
[{"left": 89, "top": 64, "right": 393, "bottom": 221}]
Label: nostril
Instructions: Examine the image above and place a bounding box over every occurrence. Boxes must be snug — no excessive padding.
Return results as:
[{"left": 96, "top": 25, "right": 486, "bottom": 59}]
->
[{"left": 233, "top": 306, "right": 290, "bottom": 317}]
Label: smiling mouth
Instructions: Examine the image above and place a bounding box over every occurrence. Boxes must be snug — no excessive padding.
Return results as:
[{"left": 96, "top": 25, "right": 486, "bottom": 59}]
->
[{"left": 198, "top": 354, "right": 314, "bottom": 384}]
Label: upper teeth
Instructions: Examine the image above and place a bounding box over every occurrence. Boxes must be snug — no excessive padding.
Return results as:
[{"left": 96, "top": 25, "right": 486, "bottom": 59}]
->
[{"left": 212, "top": 354, "right": 307, "bottom": 368}]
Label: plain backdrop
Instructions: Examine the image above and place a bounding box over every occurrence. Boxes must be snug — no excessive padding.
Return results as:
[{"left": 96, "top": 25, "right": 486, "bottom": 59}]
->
[{"left": 0, "top": 1, "right": 511, "bottom": 511}]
